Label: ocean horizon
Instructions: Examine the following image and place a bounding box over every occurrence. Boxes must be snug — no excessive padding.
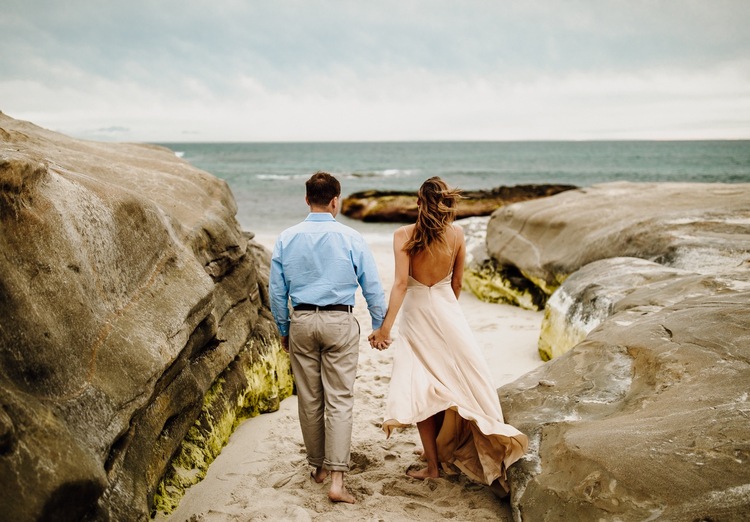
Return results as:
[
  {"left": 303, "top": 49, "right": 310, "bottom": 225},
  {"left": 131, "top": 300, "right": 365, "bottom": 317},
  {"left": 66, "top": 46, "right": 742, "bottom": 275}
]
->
[{"left": 156, "top": 140, "right": 750, "bottom": 236}]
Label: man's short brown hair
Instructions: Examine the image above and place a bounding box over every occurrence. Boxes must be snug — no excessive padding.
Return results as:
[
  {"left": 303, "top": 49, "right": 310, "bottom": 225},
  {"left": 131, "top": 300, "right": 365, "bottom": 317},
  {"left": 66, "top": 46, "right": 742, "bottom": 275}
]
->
[{"left": 306, "top": 171, "right": 341, "bottom": 206}]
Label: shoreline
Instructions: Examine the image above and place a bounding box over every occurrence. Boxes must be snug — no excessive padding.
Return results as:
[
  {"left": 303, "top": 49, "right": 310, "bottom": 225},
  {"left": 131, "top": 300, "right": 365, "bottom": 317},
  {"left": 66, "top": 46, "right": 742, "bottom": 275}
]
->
[{"left": 158, "top": 232, "right": 544, "bottom": 521}]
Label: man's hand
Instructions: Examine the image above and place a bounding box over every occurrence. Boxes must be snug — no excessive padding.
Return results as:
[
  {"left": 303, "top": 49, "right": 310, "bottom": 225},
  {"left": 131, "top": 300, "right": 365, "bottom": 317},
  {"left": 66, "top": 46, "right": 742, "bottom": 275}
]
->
[{"left": 281, "top": 335, "right": 289, "bottom": 353}]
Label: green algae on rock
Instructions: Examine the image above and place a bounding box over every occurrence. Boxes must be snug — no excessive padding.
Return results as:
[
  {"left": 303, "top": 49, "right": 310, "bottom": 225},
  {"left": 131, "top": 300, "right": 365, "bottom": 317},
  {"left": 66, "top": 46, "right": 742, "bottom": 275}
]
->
[
  {"left": 152, "top": 336, "right": 293, "bottom": 516},
  {"left": 537, "top": 303, "right": 586, "bottom": 362},
  {"left": 463, "top": 258, "right": 548, "bottom": 311}
]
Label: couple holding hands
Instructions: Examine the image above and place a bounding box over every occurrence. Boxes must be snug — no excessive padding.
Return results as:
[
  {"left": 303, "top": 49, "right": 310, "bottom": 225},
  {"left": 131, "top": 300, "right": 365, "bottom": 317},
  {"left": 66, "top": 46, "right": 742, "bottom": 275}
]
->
[{"left": 269, "top": 172, "right": 527, "bottom": 504}]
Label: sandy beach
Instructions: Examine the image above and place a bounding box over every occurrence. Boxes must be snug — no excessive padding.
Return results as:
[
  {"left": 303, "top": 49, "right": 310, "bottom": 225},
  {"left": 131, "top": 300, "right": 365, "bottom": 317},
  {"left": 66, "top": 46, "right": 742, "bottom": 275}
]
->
[{"left": 158, "top": 232, "right": 544, "bottom": 522}]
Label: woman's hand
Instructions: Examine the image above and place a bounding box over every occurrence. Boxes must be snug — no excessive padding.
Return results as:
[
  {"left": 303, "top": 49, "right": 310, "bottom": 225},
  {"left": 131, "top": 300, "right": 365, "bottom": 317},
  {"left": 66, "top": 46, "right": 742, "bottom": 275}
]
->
[{"left": 368, "top": 328, "right": 392, "bottom": 351}]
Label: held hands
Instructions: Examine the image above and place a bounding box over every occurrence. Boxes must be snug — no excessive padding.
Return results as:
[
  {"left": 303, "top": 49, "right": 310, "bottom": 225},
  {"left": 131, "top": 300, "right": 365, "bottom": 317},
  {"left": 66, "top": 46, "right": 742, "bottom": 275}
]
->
[{"left": 368, "top": 328, "right": 393, "bottom": 351}]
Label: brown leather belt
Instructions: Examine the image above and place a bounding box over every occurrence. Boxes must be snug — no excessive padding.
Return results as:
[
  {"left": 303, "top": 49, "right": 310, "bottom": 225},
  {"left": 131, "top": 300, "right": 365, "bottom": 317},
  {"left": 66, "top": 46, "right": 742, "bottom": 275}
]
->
[{"left": 294, "top": 303, "right": 353, "bottom": 312}]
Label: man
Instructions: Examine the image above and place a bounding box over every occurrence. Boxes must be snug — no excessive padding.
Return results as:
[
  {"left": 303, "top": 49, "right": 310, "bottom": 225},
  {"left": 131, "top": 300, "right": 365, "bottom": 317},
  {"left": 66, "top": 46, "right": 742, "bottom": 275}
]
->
[{"left": 269, "top": 171, "right": 387, "bottom": 504}]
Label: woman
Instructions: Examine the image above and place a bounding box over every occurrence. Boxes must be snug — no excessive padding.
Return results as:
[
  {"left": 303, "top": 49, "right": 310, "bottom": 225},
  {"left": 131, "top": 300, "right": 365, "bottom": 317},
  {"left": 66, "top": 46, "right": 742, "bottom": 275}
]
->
[{"left": 368, "top": 177, "right": 528, "bottom": 491}]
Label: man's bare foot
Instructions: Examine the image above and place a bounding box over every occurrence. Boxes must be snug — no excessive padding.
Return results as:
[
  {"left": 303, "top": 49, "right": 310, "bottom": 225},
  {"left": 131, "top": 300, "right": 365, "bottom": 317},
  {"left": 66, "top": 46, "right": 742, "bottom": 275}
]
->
[
  {"left": 328, "top": 486, "right": 356, "bottom": 504},
  {"left": 311, "top": 467, "right": 329, "bottom": 484},
  {"left": 328, "top": 471, "right": 356, "bottom": 503},
  {"left": 406, "top": 466, "right": 439, "bottom": 480}
]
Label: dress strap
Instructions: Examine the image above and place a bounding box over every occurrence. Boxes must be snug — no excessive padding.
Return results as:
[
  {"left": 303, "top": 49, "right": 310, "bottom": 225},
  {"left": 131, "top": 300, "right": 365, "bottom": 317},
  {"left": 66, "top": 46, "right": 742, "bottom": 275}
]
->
[
  {"left": 400, "top": 226, "right": 413, "bottom": 277},
  {"left": 445, "top": 225, "right": 459, "bottom": 279}
]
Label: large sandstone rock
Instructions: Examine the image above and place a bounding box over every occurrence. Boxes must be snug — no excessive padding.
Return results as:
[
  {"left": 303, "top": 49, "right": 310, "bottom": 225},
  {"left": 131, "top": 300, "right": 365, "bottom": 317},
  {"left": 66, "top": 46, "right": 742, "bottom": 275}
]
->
[
  {"left": 537, "top": 257, "right": 750, "bottom": 360},
  {"left": 485, "top": 181, "right": 750, "bottom": 296},
  {"left": 482, "top": 181, "right": 750, "bottom": 519},
  {"left": 501, "top": 290, "right": 750, "bottom": 521},
  {"left": 0, "top": 113, "right": 292, "bottom": 521}
]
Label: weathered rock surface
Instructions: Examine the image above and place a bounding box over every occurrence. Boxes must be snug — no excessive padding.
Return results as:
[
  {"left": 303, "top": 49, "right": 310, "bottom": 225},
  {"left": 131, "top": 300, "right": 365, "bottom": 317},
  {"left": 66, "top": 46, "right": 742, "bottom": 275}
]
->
[
  {"left": 502, "top": 290, "right": 750, "bottom": 521},
  {"left": 486, "top": 181, "right": 750, "bottom": 296},
  {"left": 0, "top": 113, "right": 292, "bottom": 521},
  {"left": 341, "top": 184, "right": 576, "bottom": 223},
  {"left": 538, "top": 256, "right": 750, "bottom": 360},
  {"left": 482, "top": 181, "right": 750, "bottom": 519}
]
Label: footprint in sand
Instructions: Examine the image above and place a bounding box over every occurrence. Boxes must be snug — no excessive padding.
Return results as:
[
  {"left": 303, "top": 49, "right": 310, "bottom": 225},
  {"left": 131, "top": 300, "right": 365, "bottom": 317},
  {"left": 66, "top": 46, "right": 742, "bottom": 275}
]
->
[
  {"left": 348, "top": 449, "right": 379, "bottom": 473},
  {"left": 403, "top": 500, "right": 445, "bottom": 519},
  {"left": 380, "top": 477, "right": 443, "bottom": 499},
  {"left": 271, "top": 472, "right": 296, "bottom": 488}
]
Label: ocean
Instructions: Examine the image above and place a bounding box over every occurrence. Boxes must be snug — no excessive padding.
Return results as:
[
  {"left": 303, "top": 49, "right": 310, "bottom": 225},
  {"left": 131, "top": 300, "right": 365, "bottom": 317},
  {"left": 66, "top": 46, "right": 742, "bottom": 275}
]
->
[{"left": 155, "top": 141, "right": 750, "bottom": 236}]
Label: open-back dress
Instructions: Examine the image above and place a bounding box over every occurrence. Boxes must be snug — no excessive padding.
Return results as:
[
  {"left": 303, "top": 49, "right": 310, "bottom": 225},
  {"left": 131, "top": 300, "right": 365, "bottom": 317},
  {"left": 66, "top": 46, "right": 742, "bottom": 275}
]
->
[{"left": 382, "top": 230, "right": 528, "bottom": 489}]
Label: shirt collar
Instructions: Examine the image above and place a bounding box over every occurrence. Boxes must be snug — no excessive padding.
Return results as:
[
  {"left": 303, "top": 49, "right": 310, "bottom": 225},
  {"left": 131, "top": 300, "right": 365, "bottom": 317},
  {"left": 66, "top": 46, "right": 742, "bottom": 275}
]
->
[{"left": 305, "top": 212, "right": 336, "bottom": 222}]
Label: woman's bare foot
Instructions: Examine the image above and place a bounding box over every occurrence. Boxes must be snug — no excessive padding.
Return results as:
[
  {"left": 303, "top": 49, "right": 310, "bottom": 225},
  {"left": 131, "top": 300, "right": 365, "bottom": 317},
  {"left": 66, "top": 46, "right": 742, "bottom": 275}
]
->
[
  {"left": 489, "top": 479, "right": 509, "bottom": 499},
  {"left": 406, "top": 466, "right": 439, "bottom": 480},
  {"left": 311, "top": 467, "right": 329, "bottom": 484},
  {"left": 328, "top": 471, "right": 356, "bottom": 504}
]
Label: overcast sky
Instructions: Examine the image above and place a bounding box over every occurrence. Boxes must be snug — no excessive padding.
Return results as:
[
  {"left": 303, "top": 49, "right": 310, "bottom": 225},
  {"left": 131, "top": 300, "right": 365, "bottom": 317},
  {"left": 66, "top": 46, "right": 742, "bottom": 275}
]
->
[{"left": 2, "top": 1, "right": 749, "bottom": 142}]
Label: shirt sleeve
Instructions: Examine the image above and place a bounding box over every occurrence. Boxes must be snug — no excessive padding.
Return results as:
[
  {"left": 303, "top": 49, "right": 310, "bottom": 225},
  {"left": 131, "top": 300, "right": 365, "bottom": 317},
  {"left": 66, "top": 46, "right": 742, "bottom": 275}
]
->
[
  {"left": 269, "top": 239, "right": 290, "bottom": 336},
  {"left": 353, "top": 236, "right": 387, "bottom": 329}
]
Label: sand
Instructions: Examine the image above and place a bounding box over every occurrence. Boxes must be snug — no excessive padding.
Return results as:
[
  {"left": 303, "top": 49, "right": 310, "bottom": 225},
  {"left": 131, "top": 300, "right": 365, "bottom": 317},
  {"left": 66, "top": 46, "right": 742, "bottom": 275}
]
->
[{"left": 157, "top": 232, "right": 544, "bottom": 522}]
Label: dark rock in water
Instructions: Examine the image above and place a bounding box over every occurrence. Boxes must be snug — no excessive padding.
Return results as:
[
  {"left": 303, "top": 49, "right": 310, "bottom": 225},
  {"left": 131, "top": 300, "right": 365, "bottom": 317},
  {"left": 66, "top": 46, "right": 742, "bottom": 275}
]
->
[
  {"left": 341, "top": 184, "right": 577, "bottom": 222},
  {"left": 0, "top": 113, "right": 293, "bottom": 521}
]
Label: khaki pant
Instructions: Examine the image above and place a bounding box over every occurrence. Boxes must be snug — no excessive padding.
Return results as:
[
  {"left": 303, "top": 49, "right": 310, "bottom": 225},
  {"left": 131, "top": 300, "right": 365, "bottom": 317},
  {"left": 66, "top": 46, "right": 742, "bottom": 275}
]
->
[{"left": 289, "top": 309, "right": 360, "bottom": 471}]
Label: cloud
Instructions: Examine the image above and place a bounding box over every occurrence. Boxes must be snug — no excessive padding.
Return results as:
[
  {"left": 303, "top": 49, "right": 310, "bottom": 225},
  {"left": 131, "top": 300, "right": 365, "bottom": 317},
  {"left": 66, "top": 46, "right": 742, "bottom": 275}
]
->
[{"left": 2, "top": 1, "right": 749, "bottom": 141}]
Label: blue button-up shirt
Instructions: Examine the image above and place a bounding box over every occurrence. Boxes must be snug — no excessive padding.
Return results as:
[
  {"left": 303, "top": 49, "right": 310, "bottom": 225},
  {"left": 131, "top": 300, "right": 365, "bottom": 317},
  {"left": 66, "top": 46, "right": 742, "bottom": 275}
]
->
[{"left": 269, "top": 213, "right": 387, "bottom": 337}]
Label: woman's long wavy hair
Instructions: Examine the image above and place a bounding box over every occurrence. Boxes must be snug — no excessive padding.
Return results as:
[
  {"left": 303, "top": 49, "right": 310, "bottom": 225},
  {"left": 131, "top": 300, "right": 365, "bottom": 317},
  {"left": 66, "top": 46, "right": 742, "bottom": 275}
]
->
[{"left": 404, "top": 176, "right": 462, "bottom": 257}]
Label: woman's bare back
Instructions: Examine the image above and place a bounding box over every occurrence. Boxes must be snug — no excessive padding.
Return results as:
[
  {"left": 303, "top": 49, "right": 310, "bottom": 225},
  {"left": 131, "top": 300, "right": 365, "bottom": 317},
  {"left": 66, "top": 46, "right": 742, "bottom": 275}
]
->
[{"left": 407, "top": 224, "right": 461, "bottom": 287}]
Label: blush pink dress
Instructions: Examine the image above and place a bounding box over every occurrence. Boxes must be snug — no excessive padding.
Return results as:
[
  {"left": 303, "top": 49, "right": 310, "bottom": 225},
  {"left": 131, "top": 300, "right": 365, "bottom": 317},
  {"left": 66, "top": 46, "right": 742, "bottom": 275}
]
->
[{"left": 382, "top": 251, "right": 528, "bottom": 489}]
